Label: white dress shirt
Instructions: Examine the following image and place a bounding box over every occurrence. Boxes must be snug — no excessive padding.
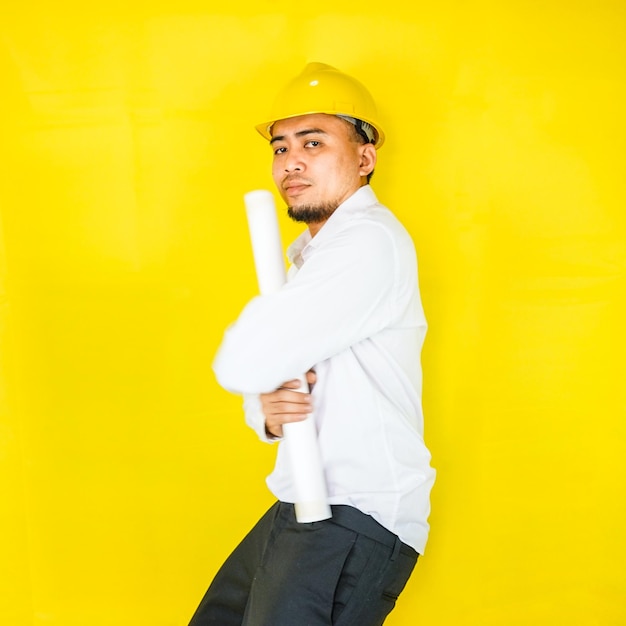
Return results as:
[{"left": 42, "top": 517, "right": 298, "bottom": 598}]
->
[{"left": 213, "top": 185, "right": 436, "bottom": 553}]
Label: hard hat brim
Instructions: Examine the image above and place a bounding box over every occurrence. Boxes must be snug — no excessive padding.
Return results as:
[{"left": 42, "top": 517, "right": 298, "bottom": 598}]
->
[{"left": 255, "top": 111, "right": 385, "bottom": 148}]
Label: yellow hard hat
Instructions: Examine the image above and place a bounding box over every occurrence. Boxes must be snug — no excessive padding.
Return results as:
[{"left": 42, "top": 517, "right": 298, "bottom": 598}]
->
[{"left": 255, "top": 62, "right": 386, "bottom": 148}]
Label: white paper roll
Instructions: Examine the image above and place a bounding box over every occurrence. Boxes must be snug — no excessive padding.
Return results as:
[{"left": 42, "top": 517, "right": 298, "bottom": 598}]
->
[
  {"left": 244, "top": 190, "right": 331, "bottom": 523},
  {"left": 244, "top": 190, "right": 286, "bottom": 295}
]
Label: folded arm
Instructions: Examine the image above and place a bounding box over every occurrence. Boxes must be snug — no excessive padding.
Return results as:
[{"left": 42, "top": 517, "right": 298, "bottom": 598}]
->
[{"left": 213, "top": 221, "right": 399, "bottom": 395}]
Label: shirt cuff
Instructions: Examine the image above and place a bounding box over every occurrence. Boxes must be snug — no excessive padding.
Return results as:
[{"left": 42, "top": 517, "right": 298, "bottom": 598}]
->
[{"left": 243, "top": 393, "right": 281, "bottom": 443}]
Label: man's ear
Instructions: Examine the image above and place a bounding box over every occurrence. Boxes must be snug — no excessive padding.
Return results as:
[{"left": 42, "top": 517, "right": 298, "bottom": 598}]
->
[{"left": 359, "top": 143, "right": 377, "bottom": 177}]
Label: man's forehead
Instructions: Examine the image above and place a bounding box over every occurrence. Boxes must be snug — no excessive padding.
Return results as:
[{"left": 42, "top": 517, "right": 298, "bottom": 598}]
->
[{"left": 271, "top": 113, "right": 346, "bottom": 138}]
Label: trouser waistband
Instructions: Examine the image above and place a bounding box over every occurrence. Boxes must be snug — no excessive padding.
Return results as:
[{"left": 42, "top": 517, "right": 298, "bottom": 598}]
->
[{"left": 279, "top": 502, "right": 418, "bottom": 560}]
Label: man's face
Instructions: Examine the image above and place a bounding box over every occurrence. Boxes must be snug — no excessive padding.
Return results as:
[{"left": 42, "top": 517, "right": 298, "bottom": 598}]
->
[{"left": 270, "top": 113, "right": 376, "bottom": 232}]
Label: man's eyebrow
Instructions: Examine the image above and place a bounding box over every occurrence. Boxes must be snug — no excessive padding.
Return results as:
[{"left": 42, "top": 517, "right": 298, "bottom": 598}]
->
[{"left": 269, "top": 128, "right": 328, "bottom": 145}]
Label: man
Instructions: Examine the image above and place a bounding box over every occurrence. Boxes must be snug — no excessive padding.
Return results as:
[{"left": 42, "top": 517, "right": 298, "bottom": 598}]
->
[{"left": 188, "top": 62, "right": 435, "bottom": 625}]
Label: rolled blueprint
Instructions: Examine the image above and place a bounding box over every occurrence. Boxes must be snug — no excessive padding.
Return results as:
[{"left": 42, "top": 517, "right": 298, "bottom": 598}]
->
[{"left": 244, "top": 190, "right": 331, "bottom": 523}]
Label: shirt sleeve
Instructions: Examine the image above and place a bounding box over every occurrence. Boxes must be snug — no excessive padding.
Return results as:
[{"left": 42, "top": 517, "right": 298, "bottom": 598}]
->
[{"left": 213, "top": 220, "right": 401, "bottom": 394}]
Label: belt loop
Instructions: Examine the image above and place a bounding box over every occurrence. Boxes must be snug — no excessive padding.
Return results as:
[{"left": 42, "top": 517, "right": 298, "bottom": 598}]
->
[{"left": 390, "top": 537, "right": 402, "bottom": 561}]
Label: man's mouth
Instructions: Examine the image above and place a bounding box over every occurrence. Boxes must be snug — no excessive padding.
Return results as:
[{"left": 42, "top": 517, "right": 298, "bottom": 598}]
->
[
  {"left": 285, "top": 185, "right": 308, "bottom": 196},
  {"left": 283, "top": 177, "right": 311, "bottom": 195}
]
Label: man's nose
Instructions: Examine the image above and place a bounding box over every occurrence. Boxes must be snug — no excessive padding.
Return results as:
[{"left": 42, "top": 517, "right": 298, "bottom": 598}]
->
[{"left": 284, "top": 148, "right": 304, "bottom": 172}]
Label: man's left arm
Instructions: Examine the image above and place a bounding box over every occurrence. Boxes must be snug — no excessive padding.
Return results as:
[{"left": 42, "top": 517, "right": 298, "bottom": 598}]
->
[{"left": 213, "top": 221, "right": 403, "bottom": 394}]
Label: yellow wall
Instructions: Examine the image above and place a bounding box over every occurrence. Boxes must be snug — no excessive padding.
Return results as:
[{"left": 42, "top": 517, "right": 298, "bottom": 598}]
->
[{"left": 1, "top": 2, "right": 625, "bottom": 624}]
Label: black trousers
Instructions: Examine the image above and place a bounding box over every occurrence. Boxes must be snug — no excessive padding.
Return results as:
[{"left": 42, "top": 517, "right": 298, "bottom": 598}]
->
[{"left": 188, "top": 502, "right": 418, "bottom": 626}]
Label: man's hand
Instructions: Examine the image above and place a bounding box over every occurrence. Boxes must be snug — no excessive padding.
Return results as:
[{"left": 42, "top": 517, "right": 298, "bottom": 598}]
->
[{"left": 262, "top": 370, "right": 317, "bottom": 439}]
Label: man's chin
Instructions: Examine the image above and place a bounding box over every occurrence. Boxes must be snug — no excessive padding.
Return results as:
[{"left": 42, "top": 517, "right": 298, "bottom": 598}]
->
[
  {"left": 287, "top": 206, "right": 311, "bottom": 224},
  {"left": 287, "top": 203, "right": 337, "bottom": 224}
]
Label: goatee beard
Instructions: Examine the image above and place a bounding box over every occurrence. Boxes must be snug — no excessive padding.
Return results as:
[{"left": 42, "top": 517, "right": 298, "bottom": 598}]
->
[{"left": 287, "top": 202, "right": 338, "bottom": 225}]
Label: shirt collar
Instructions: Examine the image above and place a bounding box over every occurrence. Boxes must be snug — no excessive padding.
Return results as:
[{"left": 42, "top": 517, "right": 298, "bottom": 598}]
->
[{"left": 286, "top": 185, "right": 379, "bottom": 268}]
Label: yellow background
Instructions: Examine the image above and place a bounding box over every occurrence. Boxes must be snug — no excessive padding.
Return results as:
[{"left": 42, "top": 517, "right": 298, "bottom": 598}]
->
[{"left": 1, "top": 1, "right": 625, "bottom": 624}]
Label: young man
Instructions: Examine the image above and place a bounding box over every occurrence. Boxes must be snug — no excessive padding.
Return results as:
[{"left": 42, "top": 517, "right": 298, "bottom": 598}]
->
[{"left": 188, "top": 63, "right": 435, "bottom": 625}]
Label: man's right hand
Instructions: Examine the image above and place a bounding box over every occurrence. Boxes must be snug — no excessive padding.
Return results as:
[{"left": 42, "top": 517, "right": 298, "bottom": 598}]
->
[{"left": 261, "top": 370, "right": 316, "bottom": 439}]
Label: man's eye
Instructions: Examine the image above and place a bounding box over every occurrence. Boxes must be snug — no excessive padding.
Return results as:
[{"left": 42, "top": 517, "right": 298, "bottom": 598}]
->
[
  {"left": 273, "top": 146, "right": 287, "bottom": 155},
  {"left": 305, "top": 140, "right": 320, "bottom": 148}
]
